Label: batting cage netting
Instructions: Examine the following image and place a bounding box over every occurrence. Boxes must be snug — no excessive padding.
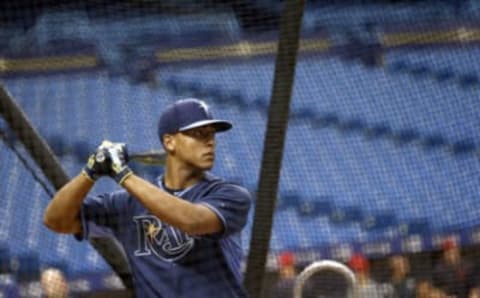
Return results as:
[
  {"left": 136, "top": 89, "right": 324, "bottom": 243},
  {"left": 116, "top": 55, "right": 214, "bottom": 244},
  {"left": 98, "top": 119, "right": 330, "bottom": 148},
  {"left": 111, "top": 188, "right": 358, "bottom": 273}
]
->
[{"left": 1, "top": 1, "right": 480, "bottom": 297}]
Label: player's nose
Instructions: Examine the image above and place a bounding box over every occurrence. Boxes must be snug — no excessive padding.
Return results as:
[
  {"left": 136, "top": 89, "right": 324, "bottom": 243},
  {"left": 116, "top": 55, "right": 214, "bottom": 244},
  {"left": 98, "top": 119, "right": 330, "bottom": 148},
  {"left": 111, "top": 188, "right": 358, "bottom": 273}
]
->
[{"left": 206, "top": 135, "right": 215, "bottom": 147}]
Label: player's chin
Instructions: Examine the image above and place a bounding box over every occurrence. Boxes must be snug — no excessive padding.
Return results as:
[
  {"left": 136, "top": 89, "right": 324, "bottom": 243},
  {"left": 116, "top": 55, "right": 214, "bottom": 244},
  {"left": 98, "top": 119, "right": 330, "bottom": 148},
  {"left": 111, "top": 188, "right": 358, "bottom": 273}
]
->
[
  {"left": 197, "top": 164, "right": 214, "bottom": 171},
  {"left": 198, "top": 158, "right": 214, "bottom": 170}
]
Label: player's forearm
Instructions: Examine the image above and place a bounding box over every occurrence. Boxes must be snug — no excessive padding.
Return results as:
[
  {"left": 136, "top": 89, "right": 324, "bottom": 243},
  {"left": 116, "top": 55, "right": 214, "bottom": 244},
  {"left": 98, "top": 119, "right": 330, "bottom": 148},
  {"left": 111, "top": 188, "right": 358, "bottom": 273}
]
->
[
  {"left": 122, "top": 174, "right": 220, "bottom": 235},
  {"left": 43, "top": 173, "right": 94, "bottom": 233}
]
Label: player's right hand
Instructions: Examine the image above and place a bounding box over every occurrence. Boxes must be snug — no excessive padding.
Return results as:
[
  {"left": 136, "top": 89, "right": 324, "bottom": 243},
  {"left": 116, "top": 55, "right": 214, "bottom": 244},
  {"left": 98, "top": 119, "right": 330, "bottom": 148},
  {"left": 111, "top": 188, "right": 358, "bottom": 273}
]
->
[{"left": 81, "top": 141, "right": 113, "bottom": 182}]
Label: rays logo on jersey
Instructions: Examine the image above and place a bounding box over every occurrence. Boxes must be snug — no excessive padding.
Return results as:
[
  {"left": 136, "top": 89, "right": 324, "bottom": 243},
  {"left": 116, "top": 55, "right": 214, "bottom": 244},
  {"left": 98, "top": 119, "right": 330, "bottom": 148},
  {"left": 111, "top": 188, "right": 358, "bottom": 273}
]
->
[{"left": 133, "top": 215, "right": 194, "bottom": 261}]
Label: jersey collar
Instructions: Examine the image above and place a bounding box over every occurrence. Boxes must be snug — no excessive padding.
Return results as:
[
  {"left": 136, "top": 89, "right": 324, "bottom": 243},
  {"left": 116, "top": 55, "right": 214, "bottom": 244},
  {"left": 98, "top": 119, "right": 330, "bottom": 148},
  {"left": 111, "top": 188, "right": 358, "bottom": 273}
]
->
[{"left": 156, "top": 175, "right": 199, "bottom": 197}]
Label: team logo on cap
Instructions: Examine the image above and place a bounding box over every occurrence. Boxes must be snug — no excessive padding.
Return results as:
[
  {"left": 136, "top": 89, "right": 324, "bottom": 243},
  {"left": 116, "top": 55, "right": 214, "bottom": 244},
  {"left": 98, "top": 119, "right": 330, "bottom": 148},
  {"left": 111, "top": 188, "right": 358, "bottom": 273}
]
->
[{"left": 197, "top": 100, "right": 210, "bottom": 115}]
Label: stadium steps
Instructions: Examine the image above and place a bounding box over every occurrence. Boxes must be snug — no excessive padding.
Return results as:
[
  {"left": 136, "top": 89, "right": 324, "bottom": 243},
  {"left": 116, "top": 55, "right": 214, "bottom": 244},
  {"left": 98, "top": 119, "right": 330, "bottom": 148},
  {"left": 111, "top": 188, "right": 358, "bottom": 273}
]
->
[
  {"left": 2, "top": 51, "right": 479, "bottom": 270},
  {"left": 164, "top": 58, "right": 480, "bottom": 153},
  {"left": 162, "top": 58, "right": 480, "bottom": 232},
  {"left": 384, "top": 48, "right": 480, "bottom": 86}
]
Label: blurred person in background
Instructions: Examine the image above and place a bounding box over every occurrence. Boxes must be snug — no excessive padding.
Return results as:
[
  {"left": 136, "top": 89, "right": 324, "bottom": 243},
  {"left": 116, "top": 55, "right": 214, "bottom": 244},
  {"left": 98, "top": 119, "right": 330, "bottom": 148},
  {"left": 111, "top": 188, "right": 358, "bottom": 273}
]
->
[
  {"left": 416, "top": 279, "right": 432, "bottom": 298},
  {"left": 429, "top": 287, "right": 449, "bottom": 298},
  {"left": 433, "top": 239, "right": 473, "bottom": 298},
  {"left": 470, "top": 288, "right": 480, "bottom": 298},
  {"left": 388, "top": 254, "right": 415, "bottom": 298},
  {"left": 348, "top": 253, "right": 392, "bottom": 297},
  {"left": 40, "top": 267, "right": 69, "bottom": 298},
  {"left": 468, "top": 260, "right": 480, "bottom": 298},
  {"left": 416, "top": 278, "right": 449, "bottom": 298},
  {"left": 268, "top": 251, "right": 297, "bottom": 298}
]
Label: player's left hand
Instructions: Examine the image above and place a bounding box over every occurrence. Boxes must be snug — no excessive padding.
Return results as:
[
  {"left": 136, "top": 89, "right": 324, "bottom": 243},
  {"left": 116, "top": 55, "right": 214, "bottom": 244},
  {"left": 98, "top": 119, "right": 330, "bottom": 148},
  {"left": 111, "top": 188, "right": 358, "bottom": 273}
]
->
[
  {"left": 105, "top": 142, "right": 133, "bottom": 185},
  {"left": 81, "top": 140, "right": 115, "bottom": 182}
]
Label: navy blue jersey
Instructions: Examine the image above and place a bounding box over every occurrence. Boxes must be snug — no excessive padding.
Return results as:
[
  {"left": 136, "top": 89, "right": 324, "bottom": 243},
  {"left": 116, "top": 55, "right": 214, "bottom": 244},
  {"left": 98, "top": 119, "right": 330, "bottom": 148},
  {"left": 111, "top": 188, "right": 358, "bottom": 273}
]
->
[{"left": 78, "top": 173, "right": 252, "bottom": 298}]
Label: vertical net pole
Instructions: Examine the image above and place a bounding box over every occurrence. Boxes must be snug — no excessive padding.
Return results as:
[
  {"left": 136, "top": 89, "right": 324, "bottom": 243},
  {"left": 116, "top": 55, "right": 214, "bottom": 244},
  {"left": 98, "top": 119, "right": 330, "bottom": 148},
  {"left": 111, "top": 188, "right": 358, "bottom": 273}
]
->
[
  {"left": 243, "top": 0, "right": 305, "bottom": 297},
  {"left": 0, "top": 85, "right": 69, "bottom": 189}
]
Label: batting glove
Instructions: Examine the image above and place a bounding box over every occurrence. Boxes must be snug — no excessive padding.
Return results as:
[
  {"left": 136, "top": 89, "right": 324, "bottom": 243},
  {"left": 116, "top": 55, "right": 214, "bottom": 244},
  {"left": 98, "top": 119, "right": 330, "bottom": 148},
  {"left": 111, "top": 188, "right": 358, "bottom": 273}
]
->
[
  {"left": 81, "top": 140, "right": 113, "bottom": 182},
  {"left": 106, "top": 142, "right": 133, "bottom": 185}
]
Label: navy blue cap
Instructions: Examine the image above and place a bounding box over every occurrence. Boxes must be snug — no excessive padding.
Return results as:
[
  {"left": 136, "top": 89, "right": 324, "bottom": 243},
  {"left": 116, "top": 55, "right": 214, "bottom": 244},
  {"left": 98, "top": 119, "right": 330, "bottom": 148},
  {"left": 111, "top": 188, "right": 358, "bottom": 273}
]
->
[{"left": 158, "top": 98, "right": 232, "bottom": 143}]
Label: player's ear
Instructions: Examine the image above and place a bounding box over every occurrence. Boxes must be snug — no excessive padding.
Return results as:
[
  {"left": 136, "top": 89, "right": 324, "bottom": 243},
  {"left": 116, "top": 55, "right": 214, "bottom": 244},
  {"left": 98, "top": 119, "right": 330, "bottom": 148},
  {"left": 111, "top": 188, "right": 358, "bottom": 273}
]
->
[{"left": 163, "top": 134, "right": 175, "bottom": 152}]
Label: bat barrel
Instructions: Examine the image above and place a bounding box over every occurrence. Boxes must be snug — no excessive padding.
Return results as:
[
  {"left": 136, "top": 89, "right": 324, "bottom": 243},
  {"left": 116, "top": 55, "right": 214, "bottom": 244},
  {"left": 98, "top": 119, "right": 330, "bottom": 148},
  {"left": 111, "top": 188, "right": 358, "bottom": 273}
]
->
[{"left": 128, "top": 150, "right": 166, "bottom": 165}]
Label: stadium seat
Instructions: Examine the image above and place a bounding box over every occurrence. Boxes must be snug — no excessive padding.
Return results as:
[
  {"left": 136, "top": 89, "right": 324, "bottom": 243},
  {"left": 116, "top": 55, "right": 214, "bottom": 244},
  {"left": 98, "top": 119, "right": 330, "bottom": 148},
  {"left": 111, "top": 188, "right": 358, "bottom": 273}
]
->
[
  {"left": 0, "top": 246, "right": 11, "bottom": 274},
  {"left": 0, "top": 274, "right": 20, "bottom": 298},
  {"left": 361, "top": 211, "right": 398, "bottom": 231},
  {"left": 10, "top": 252, "right": 40, "bottom": 282},
  {"left": 1, "top": 44, "right": 479, "bottom": 268},
  {"left": 297, "top": 197, "right": 333, "bottom": 217}
]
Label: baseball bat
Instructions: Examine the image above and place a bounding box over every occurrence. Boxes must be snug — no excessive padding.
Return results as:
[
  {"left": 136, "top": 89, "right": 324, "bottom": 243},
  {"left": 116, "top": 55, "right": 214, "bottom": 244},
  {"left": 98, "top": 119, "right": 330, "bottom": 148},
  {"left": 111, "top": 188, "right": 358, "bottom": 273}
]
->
[{"left": 128, "top": 149, "right": 166, "bottom": 165}]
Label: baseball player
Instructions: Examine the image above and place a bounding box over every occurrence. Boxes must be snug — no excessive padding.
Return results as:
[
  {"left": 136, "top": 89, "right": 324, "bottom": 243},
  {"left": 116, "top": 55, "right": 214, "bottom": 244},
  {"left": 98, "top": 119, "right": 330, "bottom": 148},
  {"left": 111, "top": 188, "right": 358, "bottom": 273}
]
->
[{"left": 43, "top": 98, "right": 252, "bottom": 297}]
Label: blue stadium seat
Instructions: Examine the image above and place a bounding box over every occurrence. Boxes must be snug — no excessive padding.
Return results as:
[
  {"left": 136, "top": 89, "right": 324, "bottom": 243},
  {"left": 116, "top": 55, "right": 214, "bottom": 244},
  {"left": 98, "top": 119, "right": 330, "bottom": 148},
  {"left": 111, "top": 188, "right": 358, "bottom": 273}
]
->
[
  {"left": 361, "top": 211, "right": 398, "bottom": 230},
  {"left": 0, "top": 245, "right": 11, "bottom": 274},
  {"left": 401, "top": 218, "right": 431, "bottom": 235},
  {"left": 329, "top": 206, "right": 364, "bottom": 224},
  {"left": 385, "top": 48, "right": 480, "bottom": 78},
  {"left": 276, "top": 191, "right": 301, "bottom": 210},
  {"left": 1, "top": 45, "right": 479, "bottom": 266},
  {"left": 0, "top": 274, "right": 19, "bottom": 298},
  {"left": 10, "top": 252, "right": 39, "bottom": 282},
  {"left": 297, "top": 197, "right": 333, "bottom": 217}
]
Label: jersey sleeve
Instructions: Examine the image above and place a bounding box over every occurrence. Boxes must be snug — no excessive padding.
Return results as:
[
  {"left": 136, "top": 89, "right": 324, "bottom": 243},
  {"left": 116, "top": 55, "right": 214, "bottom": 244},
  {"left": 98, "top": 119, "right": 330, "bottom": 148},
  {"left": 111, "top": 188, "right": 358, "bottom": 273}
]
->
[
  {"left": 197, "top": 183, "right": 252, "bottom": 238},
  {"left": 77, "top": 190, "right": 129, "bottom": 240}
]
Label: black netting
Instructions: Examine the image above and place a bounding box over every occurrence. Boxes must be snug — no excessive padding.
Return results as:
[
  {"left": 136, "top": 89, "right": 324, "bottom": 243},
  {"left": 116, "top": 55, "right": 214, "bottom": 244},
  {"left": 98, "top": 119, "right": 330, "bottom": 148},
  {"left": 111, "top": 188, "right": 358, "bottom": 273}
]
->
[{"left": 1, "top": 1, "right": 480, "bottom": 297}]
